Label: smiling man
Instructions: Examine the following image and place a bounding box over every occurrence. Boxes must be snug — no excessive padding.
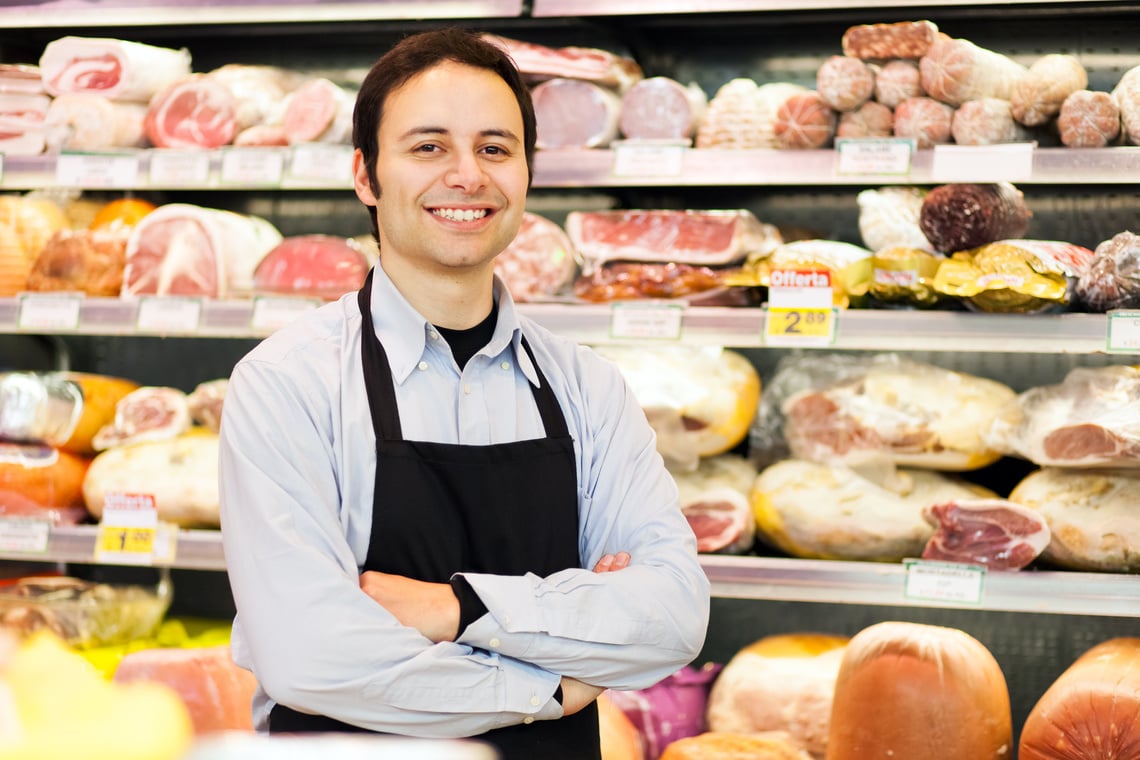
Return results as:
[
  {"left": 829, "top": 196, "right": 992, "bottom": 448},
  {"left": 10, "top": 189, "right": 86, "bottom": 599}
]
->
[{"left": 218, "top": 28, "right": 710, "bottom": 760}]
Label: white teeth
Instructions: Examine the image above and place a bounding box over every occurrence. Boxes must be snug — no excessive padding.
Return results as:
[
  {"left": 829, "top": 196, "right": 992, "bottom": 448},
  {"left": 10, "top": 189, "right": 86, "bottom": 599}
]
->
[{"left": 433, "top": 208, "right": 488, "bottom": 222}]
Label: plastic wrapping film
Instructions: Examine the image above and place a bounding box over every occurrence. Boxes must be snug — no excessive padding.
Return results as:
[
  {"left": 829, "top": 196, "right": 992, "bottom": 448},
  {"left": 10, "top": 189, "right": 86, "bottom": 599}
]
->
[{"left": 1075, "top": 230, "right": 1140, "bottom": 312}]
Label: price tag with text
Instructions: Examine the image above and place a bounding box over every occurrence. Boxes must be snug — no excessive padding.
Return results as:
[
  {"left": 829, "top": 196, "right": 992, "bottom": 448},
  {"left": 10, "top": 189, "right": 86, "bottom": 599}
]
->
[
  {"left": 0, "top": 519, "right": 50, "bottom": 554},
  {"left": 220, "top": 148, "right": 285, "bottom": 185},
  {"left": 289, "top": 144, "right": 354, "bottom": 184},
  {"left": 835, "top": 137, "right": 914, "bottom": 176},
  {"left": 148, "top": 150, "right": 212, "bottom": 186},
  {"left": 1107, "top": 310, "right": 1140, "bottom": 353},
  {"left": 251, "top": 295, "right": 322, "bottom": 332},
  {"left": 612, "top": 141, "right": 687, "bottom": 178},
  {"left": 55, "top": 151, "right": 140, "bottom": 188},
  {"left": 17, "top": 292, "right": 83, "bottom": 331},
  {"left": 764, "top": 268, "right": 837, "bottom": 346},
  {"left": 609, "top": 301, "right": 685, "bottom": 340},
  {"left": 136, "top": 296, "right": 202, "bottom": 334},
  {"left": 96, "top": 492, "right": 159, "bottom": 565},
  {"left": 903, "top": 559, "right": 985, "bottom": 605}
]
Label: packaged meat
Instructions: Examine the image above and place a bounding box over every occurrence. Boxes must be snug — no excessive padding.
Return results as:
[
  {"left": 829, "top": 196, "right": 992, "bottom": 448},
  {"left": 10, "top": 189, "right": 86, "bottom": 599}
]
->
[
  {"left": 815, "top": 56, "right": 875, "bottom": 112},
  {"left": 0, "top": 92, "right": 49, "bottom": 156},
  {"left": 841, "top": 20, "right": 940, "bottom": 60},
  {"left": 25, "top": 226, "right": 129, "bottom": 296},
  {"left": 206, "top": 63, "right": 302, "bottom": 130},
  {"left": 572, "top": 262, "right": 738, "bottom": 303},
  {"left": 39, "top": 36, "right": 191, "bottom": 103},
  {"left": 868, "top": 246, "right": 946, "bottom": 308},
  {"left": 83, "top": 430, "right": 221, "bottom": 528},
  {"left": 1019, "top": 638, "right": 1140, "bottom": 760},
  {"left": 281, "top": 78, "right": 355, "bottom": 145},
  {"left": 144, "top": 75, "right": 239, "bottom": 149},
  {"left": 0, "top": 371, "right": 138, "bottom": 455},
  {"left": 919, "top": 37, "right": 1027, "bottom": 107},
  {"left": 750, "top": 239, "right": 872, "bottom": 308},
  {"left": 1057, "top": 90, "right": 1121, "bottom": 148},
  {"left": 661, "top": 732, "right": 811, "bottom": 760},
  {"left": 950, "top": 98, "right": 1031, "bottom": 145},
  {"left": 187, "top": 379, "right": 227, "bottom": 434},
  {"left": 773, "top": 91, "right": 837, "bottom": 150},
  {"left": 1075, "top": 230, "right": 1140, "bottom": 311},
  {"left": 44, "top": 94, "right": 147, "bottom": 151},
  {"left": 482, "top": 35, "right": 643, "bottom": 92},
  {"left": 92, "top": 386, "right": 192, "bottom": 451},
  {"left": 827, "top": 621, "right": 1012, "bottom": 760},
  {"left": 836, "top": 101, "right": 893, "bottom": 139},
  {"left": 707, "top": 633, "right": 848, "bottom": 759},
  {"left": 892, "top": 95, "right": 955, "bottom": 149},
  {"left": 754, "top": 353, "right": 1016, "bottom": 471},
  {"left": 695, "top": 79, "right": 803, "bottom": 149},
  {"left": 918, "top": 182, "right": 1031, "bottom": 253},
  {"left": 532, "top": 78, "right": 622, "bottom": 150},
  {"left": 0, "top": 442, "right": 89, "bottom": 523},
  {"left": 0, "top": 194, "right": 70, "bottom": 291},
  {"left": 921, "top": 499, "right": 1051, "bottom": 569},
  {"left": 1010, "top": 468, "right": 1140, "bottom": 573},
  {"left": 591, "top": 345, "right": 760, "bottom": 469},
  {"left": 493, "top": 212, "right": 578, "bottom": 302},
  {"left": 1111, "top": 64, "right": 1140, "bottom": 145},
  {"left": 619, "top": 77, "right": 707, "bottom": 141},
  {"left": 932, "top": 239, "right": 1094, "bottom": 313},
  {"left": 750, "top": 459, "right": 994, "bottom": 562},
  {"left": 856, "top": 186, "right": 933, "bottom": 252},
  {"left": 252, "top": 234, "right": 369, "bottom": 301},
  {"left": 674, "top": 454, "right": 757, "bottom": 554},
  {"left": 873, "top": 59, "right": 923, "bottom": 109},
  {"left": 1011, "top": 54, "right": 1088, "bottom": 127},
  {"left": 605, "top": 663, "right": 722, "bottom": 760}
]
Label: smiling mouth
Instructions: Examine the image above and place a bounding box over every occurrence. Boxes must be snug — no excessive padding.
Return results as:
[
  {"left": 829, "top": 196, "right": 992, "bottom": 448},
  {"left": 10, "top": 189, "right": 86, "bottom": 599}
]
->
[{"left": 431, "top": 208, "right": 490, "bottom": 222}]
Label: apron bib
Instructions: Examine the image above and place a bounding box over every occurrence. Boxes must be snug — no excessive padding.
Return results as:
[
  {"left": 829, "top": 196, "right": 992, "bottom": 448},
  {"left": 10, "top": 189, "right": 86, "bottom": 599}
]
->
[{"left": 270, "top": 272, "right": 601, "bottom": 760}]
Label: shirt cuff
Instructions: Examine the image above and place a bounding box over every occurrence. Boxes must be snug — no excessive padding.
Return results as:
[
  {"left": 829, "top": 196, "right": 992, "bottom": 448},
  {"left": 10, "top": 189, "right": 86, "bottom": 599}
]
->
[{"left": 450, "top": 574, "right": 489, "bottom": 638}]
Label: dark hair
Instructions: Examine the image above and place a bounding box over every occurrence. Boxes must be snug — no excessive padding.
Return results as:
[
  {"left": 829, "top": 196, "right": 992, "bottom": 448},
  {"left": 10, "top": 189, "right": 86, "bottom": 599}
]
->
[{"left": 353, "top": 28, "right": 536, "bottom": 224}]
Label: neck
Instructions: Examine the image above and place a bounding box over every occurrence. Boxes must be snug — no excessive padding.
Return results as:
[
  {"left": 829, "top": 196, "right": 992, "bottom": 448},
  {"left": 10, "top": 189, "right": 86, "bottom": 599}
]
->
[{"left": 379, "top": 256, "right": 495, "bottom": 329}]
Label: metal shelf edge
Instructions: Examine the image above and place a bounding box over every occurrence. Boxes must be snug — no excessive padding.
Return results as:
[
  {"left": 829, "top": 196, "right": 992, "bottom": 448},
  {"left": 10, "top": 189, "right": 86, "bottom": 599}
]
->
[{"left": 0, "top": 526, "right": 227, "bottom": 571}]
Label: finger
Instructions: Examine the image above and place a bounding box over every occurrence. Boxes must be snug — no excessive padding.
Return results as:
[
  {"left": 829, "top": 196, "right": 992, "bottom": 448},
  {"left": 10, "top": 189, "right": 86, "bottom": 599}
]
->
[
  {"left": 592, "top": 554, "right": 615, "bottom": 573},
  {"left": 611, "top": 552, "right": 631, "bottom": 570}
]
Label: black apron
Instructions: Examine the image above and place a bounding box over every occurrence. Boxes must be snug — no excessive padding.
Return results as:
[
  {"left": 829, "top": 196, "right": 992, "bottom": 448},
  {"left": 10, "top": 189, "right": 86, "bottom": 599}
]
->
[{"left": 269, "top": 271, "right": 601, "bottom": 760}]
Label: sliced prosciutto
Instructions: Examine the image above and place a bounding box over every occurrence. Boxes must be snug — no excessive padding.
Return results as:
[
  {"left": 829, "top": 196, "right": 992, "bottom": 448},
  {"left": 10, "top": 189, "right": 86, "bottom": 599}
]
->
[
  {"left": 144, "top": 75, "right": 239, "bottom": 149},
  {"left": 92, "top": 386, "right": 192, "bottom": 451},
  {"left": 39, "top": 36, "right": 191, "bottom": 102},
  {"left": 921, "top": 498, "right": 1051, "bottom": 570}
]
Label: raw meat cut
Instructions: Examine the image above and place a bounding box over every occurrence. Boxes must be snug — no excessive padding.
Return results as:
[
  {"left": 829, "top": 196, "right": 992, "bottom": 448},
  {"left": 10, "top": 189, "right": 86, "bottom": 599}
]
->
[
  {"left": 619, "top": 77, "right": 707, "bottom": 141},
  {"left": 892, "top": 96, "right": 955, "bottom": 149},
  {"left": 816, "top": 56, "right": 875, "bottom": 112},
  {"left": 674, "top": 454, "right": 757, "bottom": 554},
  {"left": 856, "top": 186, "right": 933, "bottom": 252},
  {"left": 187, "top": 379, "right": 227, "bottom": 434},
  {"left": 92, "top": 386, "right": 191, "bottom": 451},
  {"left": 39, "top": 36, "right": 191, "bottom": 102},
  {"left": 1057, "top": 90, "right": 1121, "bottom": 148},
  {"left": 573, "top": 262, "right": 730, "bottom": 303},
  {"left": 281, "top": 78, "right": 354, "bottom": 145},
  {"left": 696, "top": 79, "right": 803, "bottom": 149},
  {"left": 837, "top": 101, "right": 893, "bottom": 139},
  {"left": 0, "top": 63, "right": 46, "bottom": 96},
  {"left": 1011, "top": 54, "right": 1088, "bottom": 127},
  {"left": 45, "top": 94, "right": 147, "bottom": 151},
  {"left": 1111, "top": 64, "right": 1140, "bottom": 144},
  {"left": 950, "top": 98, "right": 1031, "bottom": 145},
  {"left": 122, "top": 203, "right": 282, "bottom": 298},
  {"left": 0, "top": 442, "right": 89, "bottom": 524},
  {"left": 842, "top": 20, "right": 940, "bottom": 60},
  {"left": 919, "top": 182, "right": 1031, "bottom": 253},
  {"left": 773, "top": 91, "right": 837, "bottom": 149},
  {"left": 206, "top": 63, "right": 301, "bottom": 130},
  {"left": 144, "top": 75, "right": 238, "bottom": 149},
  {"left": 921, "top": 499, "right": 1051, "bottom": 569},
  {"left": 252, "top": 234, "right": 369, "bottom": 301},
  {"left": 26, "top": 227, "right": 129, "bottom": 296},
  {"left": 493, "top": 212, "right": 578, "bottom": 302},
  {"left": 919, "top": 37, "right": 1026, "bottom": 106},
  {"left": 873, "top": 60, "right": 923, "bottom": 109},
  {"left": 482, "top": 34, "right": 643, "bottom": 92},
  {"left": 1076, "top": 230, "right": 1140, "bottom": 310},
  {"left": 532, "top": 78, "right": 621, "bottom": 150},
  {"left": 232, "top": 124, "right": 288, "bottom": 147},
  {"left": 0, "top": 93, "right": 49, "bottom": 156}
]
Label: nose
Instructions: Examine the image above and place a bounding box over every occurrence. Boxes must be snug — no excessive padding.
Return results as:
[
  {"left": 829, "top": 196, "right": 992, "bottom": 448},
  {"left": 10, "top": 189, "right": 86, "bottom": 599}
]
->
[{"left": 445, "top": 149, "right": 488, "bottom": 193}]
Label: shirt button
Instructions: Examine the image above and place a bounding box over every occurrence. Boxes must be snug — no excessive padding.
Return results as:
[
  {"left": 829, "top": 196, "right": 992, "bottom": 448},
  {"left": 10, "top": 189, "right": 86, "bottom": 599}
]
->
[
  {"left": 503, "top": 615, "right": 510, "bottom": 625},
  {"left": 417, "top": 361, "right": 428, "bottom": 371},
  {"left": 489, "top": 638, "right": 500, "bottom": 648},
  {"left": 523, "top": 717, "right": 534, "bottom": 725},
  {"left": 500, "top": 361, "right": 510, "bottom": 370},
  {"left": 463, "top": 384, "right": 471, "bottom": 394},
  {"left": 530, "top": 696, "right": 541, "bottom": 707},
  {"left": 429, "top": 332, "right": 439, "bottom": 340}
]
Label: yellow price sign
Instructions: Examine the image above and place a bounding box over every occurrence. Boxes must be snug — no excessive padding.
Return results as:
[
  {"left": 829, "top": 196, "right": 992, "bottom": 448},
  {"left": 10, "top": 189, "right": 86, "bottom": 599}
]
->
[
  {"left": 765, "top": 307, "right": 837, "bottom": 345},
  {"left": 98, "top": 525, "right": 156, "bottom": 556}
]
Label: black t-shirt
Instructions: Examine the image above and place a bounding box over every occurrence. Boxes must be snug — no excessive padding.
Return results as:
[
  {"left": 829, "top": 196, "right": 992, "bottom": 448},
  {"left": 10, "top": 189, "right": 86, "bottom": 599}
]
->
[{"left": 434, "top": 301, "right": 498, "bottom": 370}]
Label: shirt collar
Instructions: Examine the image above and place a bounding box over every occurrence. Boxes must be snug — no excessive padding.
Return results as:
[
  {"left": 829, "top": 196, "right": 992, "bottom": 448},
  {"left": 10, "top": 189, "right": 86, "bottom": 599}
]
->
[{"left": 366, "top": 264, "right": 538, "bottom": 386}]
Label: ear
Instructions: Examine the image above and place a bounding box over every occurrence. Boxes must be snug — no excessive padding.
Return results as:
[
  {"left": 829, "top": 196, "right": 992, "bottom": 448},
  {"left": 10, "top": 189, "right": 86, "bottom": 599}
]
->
[{"left": 352, "top": 149, "right": 378, "bottom": 205}]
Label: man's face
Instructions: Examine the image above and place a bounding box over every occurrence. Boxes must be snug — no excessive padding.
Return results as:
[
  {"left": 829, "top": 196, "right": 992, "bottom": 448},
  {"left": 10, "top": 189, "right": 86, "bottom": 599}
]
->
[{"left": 352, "top": 60, "right": 529, "bottom": 279}]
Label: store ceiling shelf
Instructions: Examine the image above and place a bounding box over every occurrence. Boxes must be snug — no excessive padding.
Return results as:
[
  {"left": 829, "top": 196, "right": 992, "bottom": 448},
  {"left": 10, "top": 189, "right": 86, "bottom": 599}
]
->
[
  {"left": 0, "top": 0, "right": 522, "bottom": 28},
  {"left": 532, "top": 0, "right": 1118, "bottom": 16}
]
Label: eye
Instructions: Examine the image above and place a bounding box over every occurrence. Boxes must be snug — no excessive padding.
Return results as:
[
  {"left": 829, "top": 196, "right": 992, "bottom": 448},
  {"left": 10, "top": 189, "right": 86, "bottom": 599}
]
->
[
  {"left": 414, "top": 143, "right": 441, "bottom": 154},
  {"left": 481, "top": 144, "right": 510, "bottom": 157}
]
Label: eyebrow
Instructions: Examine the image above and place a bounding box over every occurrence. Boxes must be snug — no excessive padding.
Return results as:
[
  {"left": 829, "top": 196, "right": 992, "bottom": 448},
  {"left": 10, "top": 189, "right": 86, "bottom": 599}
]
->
[{"left": 398, "top": 126, "right": 521, "bottom": 143}]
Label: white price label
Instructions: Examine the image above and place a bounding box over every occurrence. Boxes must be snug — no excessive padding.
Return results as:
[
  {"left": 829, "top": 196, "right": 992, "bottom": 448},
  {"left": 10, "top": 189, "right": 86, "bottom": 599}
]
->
[
  {"left": 767, "top": 268, "right": 834, "bottom": 309},
  {"left": 220, "top": 148, "right": 285, "bottom": 185},
  {"left": 251, "top": 295, "right": 321, "bottom": 332},
  {"left": 136, "top": 296, "right": 202, "bottom": 334},
  {"left": 1107, "top": 310, "right": 1140, "bottom": 353},
  {"left": 931, "top": 142, "right": 1036, "bottom": 182},
  {"left": 835, "top": 138, "right": 914, "bottom": 176},
  {"left": 17, "top": 292, "right": 82, "bottom": 331},
  {"left": 612, "top": 142, "right": 686, "bottom": 178},
  {"left": 149, "top": 150, "right": 211, "bottom": 186},
  {"left": 0, "top": 519, "right": 50, "bottom": 554},
  {"left": 289, "top": 144, "right": 354, "bottom": 184},
  {"left": 903, "top": 559, "right": 985, "bottom": 605},
  {"left": 55, "top": 151, "right": 140, "bottom": 188},
  {"left": 609, "top": 301, "right": 685, "bottom": 340},
  {"left": 96, "top": 492, "right": 159, "bottom": 566}
]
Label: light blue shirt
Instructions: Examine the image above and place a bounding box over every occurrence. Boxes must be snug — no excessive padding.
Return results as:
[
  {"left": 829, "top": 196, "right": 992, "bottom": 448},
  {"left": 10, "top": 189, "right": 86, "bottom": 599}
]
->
[{"left": 219, "top": 264, "right": 710, "bottom": 737}]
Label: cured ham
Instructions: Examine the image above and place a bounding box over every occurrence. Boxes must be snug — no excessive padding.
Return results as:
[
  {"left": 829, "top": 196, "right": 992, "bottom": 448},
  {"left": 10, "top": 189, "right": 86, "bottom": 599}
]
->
[
  {"left": 493, "top": 212, "right": 579, "bottom": 302},
  {"left": 281, "top": 78, "right": 354, "bottom": 145},
  {"left": 39, "top": 36, "right": 191, "bottom": 103},
  {"left": 921, "top": 499, "right": 1051, "bottom": 570},
  {"left": 674, "top": 454, "right": 757, "bottom": 554},
  {"left": 45, "top": 94, "right": 147, "bottom": 151},
  {"left": 144, "top": 75, "right": 239, "bottom": 149},
  {"left": 187, "top": 379, "right": 227, "bottom": 434},
  {"left": 532, "top": 78, "right": 622, "bottom": 150},
  {"left": 619, "top": 76, "right": 707, "bottom": 141},
  {"left": 482, "top": 34, "right": 643, "bottom": 92},
  {"left": 92, "top": 386, "right": 191, "bottom": 451},
  {"left": 205, "top": 63, "right": 301, "bottom": 131},
  {"left": 252, "top": 234, "right": 369, "bottom": 301}
]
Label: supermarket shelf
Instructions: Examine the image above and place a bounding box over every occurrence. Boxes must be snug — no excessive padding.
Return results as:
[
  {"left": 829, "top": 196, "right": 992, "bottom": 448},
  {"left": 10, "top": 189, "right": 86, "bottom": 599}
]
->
[
  {"left": 533, "top": 0, "right": 1118, "bottom": 16},
  {"left": 0, "top": 525, "right": 226, "bottom": 571},
  {"left": 701, "top": 555, "right": 1140, "bottom": 618},
  {"left": 0, "top": 0, "right": 523, "bottom": 28}
]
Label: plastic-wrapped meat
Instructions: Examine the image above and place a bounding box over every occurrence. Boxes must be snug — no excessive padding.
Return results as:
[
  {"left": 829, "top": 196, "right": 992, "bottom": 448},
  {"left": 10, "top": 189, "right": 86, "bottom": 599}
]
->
[
  {"left": 39, "top": 36, "right": 191, "bottom": 102},
  {"left": 281, "top": 78, "right": 355, "bottom": 145},
  {"left": 773, "top": 91, "right": 837, "bottom": 149},
  {"left": 482, "top": 35, "right": 643, "bottom": 92},
  {"left": 1111, "top": 64, "right": 1140, "bottom": 144},
  {"left": 187, "top": 379, "right": 227, "bottom": 434},
  {"left": 918, "top": 182, "right": 1031, "bottom": 253},
  {"left": 921, "top": 499, "right": 1051, "bottom": 570},
  {"left": 857, "top": 186, "right": 933, "bottom": 252},
  {"left": 532, "top": 78, "right": 622, "bottom": 149},
  {"left": 1058, "top": 90, "right": 1121, "bottom": 148},
  {"left": 919, "top": 37, "right": 1026, "bottom": 107},
  {"left": 933, "top": 239, "right": 1094, "bottom": 313},
  {"left": 673, "top": 454, "right": 757, "bottom": 554},
  {"left": 1076, "top": 230, "right": 1140, "bottom": 311},
  {"left": 45, "top": 94, "right": 147, "bottom": 151},
  {"left": 842, "top": 20, "right": 940, "bottom": 60},
  {"left": 144, "top": 75, "right": 238, "bottom": 149},
  {"left": 0, "top": 92, "right": 49, "bottom": 156},
  {"left": 0, "top": 443, "right": 89, "bottom": 524},
  {"left": 951, "top": 98, "right": 1031, "bottom": 145},
  {"left": 493, "top": 212, "right": 578, "bottom": 302},
  {"left": 892, "top": 96, "right": 955, "bottom": 149},
  {"left": 91, "top": 386, "right": 192, "bottom": 450},
  {"left": 573, "top": 262, "right": 726, "bottom": 303},
  {"left": 695, "top": 79, "right": 803, "bottom": 149},
  {"left": 1011, "top": 54, "right": 1088, "bottom": 127},
  {"left": 232, "top": 124, "right": 289, "bottom": 147},
  {"left": 252, "top": 234, "right": 369, "bottom": 301},
  {"left": 25, "top": 227, "right": 129, "bottom": 296},
  {"left": 837, "top": 101, "right": 894, "bottom": 139},
  {"left": 816, "top": 56, "right": 876, "bottom": 112},
  {"left": 619, "top": 76, "right": 707, "bottom": 141},
  {"left": 874, "top": 60, "right": 923, "bottom": 109}
]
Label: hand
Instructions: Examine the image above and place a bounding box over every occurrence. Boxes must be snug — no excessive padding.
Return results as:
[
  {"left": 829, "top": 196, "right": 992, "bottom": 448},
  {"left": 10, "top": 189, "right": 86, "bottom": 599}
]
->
[
  {"left": 592, "top": 552, "right": 630, "bottom": 573},
  {"left": 359, "top": 571, "right": 459, "bottom": 643},
  {"left": 559, "top": 676, "right": 605, "bottom": 716}
]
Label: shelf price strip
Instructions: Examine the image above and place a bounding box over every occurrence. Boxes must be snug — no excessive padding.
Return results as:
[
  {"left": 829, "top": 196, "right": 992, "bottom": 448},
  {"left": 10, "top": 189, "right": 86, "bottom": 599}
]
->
[
  {"left": 95, "top": 492, "right": 174, "bottom": 566},
  {"left": 1107, "top": 310, "right": 1140, "bottom": 353},
  {"left": 763, "top": 268, "right": 837, "bottom": 347},
  {"left": 16, "top": 292, "right": 82, "bottom": 331},
  {"left": 903, "top": 559, "right": 986, "bottom": 605},
  {"left": 609, "top": 300, "right": 685, "bottom": 340}
]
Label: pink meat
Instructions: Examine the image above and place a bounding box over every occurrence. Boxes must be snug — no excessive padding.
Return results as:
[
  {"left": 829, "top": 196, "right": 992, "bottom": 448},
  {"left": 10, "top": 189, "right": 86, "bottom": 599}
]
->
[
  {"left": 1058, "top": 90, "right": 1121, "bottom": 148},
  {"left": 252, "top": 234, "right": 369, "bottom": 301},
  {"left": 619, "top": 76, "right": 705, "bottom": 140},
  {"left": 92, "top": 386, "right": 191, "bottom": 451},
  {"left": 893, "top": 96, "right": 955, "bottom": 149},
  {"left": 532, "top": 78, "right": 621, "bottom": 149},
  {"left": 282, "top": 78, "right": 353, "bottom": 144},
  {"left": 494, "top": 212, "right": 578, "bottom": 302},
  {"left": 921, "top": 499, "right": 1051, "bottom": 570},
  {"left": 773, "top": 91, "right": 837, "bottom": 149},
  {"left": 838, "top": 101, "right": 894, "bottom": 139},
  {"left": 816, "top": 56, "right": 876, "bottom": 112},
  {"left": 144, "top": 75, "right": 237, "bottom": 149},
  {"left": 874, "top": 60, "right": 924, "bottom": 108},
  {"left": 122, "top": 214, "right": 224, "bottom": 297},
  {"left": 482, "top": 34, "right": 642, "bottom": 91},
  {"left": 681, "top": 488, "right": 755, "bottom": 554}
]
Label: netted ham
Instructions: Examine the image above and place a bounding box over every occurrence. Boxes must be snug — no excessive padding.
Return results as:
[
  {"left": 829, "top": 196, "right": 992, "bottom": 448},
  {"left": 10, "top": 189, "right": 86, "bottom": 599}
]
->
[
  {"left": 493, "top": 212, "right": 578, "bottom": 302},
  {"left": 922, "top": 499, "right": 1051, "bottom": 570},
  {"left": 0, "top": 92, "right": 49, "bottom": 156},
  {"left": 252, "top": 234, "right": 369, "bottom": 301},
  {"left": 842, "top": 20, "right": 939, "bottom": 60},
  {"left": 45, "top": 94, "right": 147, "bottom": 151},
  {"left": 1011, "top": 54, "right": 1088, "bottom": 127},
  {"left": 773, "top": 91, "right": 837, "bottom": 149},
  {"left": 144, "top": 75, "right": 238, "bottom": 149},
  {"left": 92, "top": 386, "right": 191, "bottom": 451},
  {"left": 892, "top": 96, "right": 955, "bottom": 149},
  {"left": 1076, "top": 230, "right": 1140, "bottom": 311},
  {"left": 837, "top": 101, "right": 894, "bottom": 139},
  {"left": 950, "top": 98, "right": 1031, "bottom": 145},
  {"left": 122, "top": 203, "right": 282, "bottom": 298},
  {"left": 696, "top": 79, "right": 804, "bottom": 149},
  {"left": 673, "top": 454, "right": 757, "bottom": 554},
  {"left": 619, "top": 77, "right": 707, "bottom": 141},
  {"left": 919, "top": 37, "right": 1027, "bottom": 107},
  {"left": 26, "top": 226, "right": 129, "bottom": 296},
  {"left": 816, "top": 56, "right": 876, "bottom": 112},
  {"left": 1058, "top": 90, "right": 1121, "bottom": 148},
  {"left": 39, "top": 36, "right": 191, "bottom": 102},
  {"left": 483, "top": 34, "right": 643, "bottom": 92},
  {"left": 874, "top": 60, "right": 923, "bottom": 108},
  {"left": 1111, "top": 64, "right": 1140, "bottom": 144},
  {"left": 187, "top": 379, "right": 227, "bottom": 434},
  {"left": 532, "top": 78, "right": 621, "bottom": 150},
  {"left": 281, "top": 77, "right": 354, "bottom": 145},
  {"left": 918, "top": 182, "right": 1030, "bottom": 253}
]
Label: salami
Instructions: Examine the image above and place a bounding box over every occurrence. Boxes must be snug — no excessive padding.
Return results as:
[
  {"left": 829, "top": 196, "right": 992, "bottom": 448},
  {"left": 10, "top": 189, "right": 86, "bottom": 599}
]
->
[
  {"left": 920, "top": 37, "right": 1026, "bottom": 107},
  {"left": 816, "top": 56, "right": 876, "bottom": 112},
  {"left": 1057, "top": 90, "right": 1121, "bottom": 148},
  {"left": 837, "top": 101, "right": 894, "bottom": 139},
  {"left": 918, "top": 182, "right": 1031, "bottom": 253},
  {"left": 1011, "top": 54, "right": 1088, "bottom": 127},
  {"left": 892, "top": 96, "right": 955, "bottom": 149},
  {"left": 874, "top": 59, "right": 923, "bottom": 109},
  {"left": 773, "top": 91, "right": 837, "bottom": 149},
  {"left": 842, "top": 20, "right": 940, "bottom": 60},
  {"left": 1113, "top": 64, "right": 1140, "bottom": 144},
  {"left": 950, "top": 98, "right": 1031, "bottom": 145},
  {"left": 1075, "top": 230, "right": 1140, "bottom": 311}
]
